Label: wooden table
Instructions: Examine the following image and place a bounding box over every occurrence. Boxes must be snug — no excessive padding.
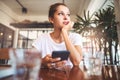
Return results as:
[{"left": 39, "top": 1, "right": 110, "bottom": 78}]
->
[{"left": 0, "top": 65, "right": 120, "bottom": 80}]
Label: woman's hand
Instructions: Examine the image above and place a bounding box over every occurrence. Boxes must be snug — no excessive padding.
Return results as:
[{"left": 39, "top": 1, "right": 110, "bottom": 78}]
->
[
  {"left": 62, "top": 21, "right": 74, "bottom": 31},
  {"left": 42, "top": 54, "right": 66, "bottom": 68}
]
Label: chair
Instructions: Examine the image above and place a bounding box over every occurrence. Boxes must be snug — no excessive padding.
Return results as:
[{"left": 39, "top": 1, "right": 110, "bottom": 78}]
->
[{"left": 0, "top": 48, "right": 10, "bottom": 65}]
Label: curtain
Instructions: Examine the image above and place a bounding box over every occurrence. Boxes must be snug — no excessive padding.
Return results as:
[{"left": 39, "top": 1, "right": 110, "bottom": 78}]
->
[{"left": 114, "top": 0, "right": 120, "bottom": 46}]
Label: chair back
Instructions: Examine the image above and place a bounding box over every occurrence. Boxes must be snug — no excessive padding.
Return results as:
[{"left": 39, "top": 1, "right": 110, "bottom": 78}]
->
[
  {"left": 0, "top": 48, "right": 10, "bottom": 59},
  {"left": 0, "top": 48, "right": 10, "bottom": 65}
]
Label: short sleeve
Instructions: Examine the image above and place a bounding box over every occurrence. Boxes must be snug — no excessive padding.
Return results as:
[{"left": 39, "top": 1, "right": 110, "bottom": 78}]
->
[
  {"left": 69, "top": 33, "right": 83, "bottom": 47},
  {"left": 32, "top": 35, "right": 42, "bottom": 52}
]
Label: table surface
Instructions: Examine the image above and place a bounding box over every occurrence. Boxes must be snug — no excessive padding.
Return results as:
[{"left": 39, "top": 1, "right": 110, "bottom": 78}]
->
[{"left": 0, "top": 64, "right": 120, "bottom": 80}]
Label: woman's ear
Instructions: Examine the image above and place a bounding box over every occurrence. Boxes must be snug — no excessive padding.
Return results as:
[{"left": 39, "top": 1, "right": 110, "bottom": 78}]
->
[{"left": 49, "top": 17, "right": 54, "bottom": 23}]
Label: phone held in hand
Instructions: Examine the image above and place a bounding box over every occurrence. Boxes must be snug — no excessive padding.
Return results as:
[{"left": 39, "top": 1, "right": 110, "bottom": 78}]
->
[{"left": 52, "top": 50, "right": 70, "bottom": 61}]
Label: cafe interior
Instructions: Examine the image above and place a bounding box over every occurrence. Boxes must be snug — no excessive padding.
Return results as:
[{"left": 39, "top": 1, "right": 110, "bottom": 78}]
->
[{"left": 0, "top": 0, "right": 120, "bottom": 80}]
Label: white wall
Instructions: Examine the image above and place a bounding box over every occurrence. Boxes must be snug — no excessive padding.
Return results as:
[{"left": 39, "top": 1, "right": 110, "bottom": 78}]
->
[
  {"left": 0, "top": 1, "right": 17, "bottom": 30},
  {"left": 0, "top": 1, "right": 19, "bottom": 48},
  {"left": 114, "top": 0, "right": 120, "bottom": 46},
  {"left": 86, "top": 0, "right": 107, "bottom": 15}
]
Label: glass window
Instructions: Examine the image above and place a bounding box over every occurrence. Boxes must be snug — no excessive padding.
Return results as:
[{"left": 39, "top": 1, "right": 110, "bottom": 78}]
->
[
  {"left": 17, "top": 40, "right": 28, "bottom": 48},
  {"left": 0, "top": 24, "right": 14, "bottom": 48},
  {"left": 28, "top": 40, "right": 34, "bottom": 48},
  {"left": 28, "top": 31, "right": 37, "bottom": 39},
  {"left": 17, "top": 28, "right": 53, "bottom": 48},
  {"left": 19, "top": 31, "right": 28, "bottom": 39}
]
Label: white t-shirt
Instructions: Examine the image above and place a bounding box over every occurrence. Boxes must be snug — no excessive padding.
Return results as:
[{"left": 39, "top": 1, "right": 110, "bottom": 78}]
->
[{"left": 32, "top": 32, "right": 82, "bottom": 65}]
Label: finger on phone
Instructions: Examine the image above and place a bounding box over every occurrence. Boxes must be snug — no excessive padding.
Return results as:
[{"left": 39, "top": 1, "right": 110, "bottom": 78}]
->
[
  {"left": 52, "top": 57, "right": 61, "bottom": 62},
  {"left": 56, "top": 60, "right": 67, "bottom": 67}
]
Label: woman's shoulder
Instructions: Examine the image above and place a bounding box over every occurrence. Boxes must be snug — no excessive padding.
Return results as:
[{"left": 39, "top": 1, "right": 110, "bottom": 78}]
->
[{"left": 69, "top": 32, "right": 81, "bottom": 37}]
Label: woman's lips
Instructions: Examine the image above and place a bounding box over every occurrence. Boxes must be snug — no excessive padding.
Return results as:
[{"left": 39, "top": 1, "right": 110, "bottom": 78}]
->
[{"left": 63, "top": 21, "right": 69, "bottom": 25}]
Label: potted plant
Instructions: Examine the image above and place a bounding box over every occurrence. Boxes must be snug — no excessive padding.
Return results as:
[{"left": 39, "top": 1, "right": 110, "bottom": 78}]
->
[{"left": 74, "top": 5, "right": 119, "bottom": 65}]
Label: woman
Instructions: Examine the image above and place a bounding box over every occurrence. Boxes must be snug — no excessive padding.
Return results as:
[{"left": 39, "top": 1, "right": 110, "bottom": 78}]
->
[{"left": 32, "top": 3, "right": 83, "bottom": 68}]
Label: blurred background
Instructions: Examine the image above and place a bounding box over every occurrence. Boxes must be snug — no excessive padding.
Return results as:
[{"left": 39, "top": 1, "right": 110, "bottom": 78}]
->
[{"left": 0, "top": 0, "right": 120, "bottom": 65}]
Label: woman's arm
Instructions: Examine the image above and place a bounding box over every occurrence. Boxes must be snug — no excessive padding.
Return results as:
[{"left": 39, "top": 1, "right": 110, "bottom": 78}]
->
[{"left": 61, "top": 22, "right": 83, "bottom": 66}]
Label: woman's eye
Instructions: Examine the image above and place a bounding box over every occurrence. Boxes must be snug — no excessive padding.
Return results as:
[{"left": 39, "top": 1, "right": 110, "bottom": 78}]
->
[
  {"left": 58, "top": 13, "right": 64, "bottom": 15},
  {"left": 58, "top": 13, "right": 70, "bottom": 16},
  {"left": 67, "top": 14, "right": 70, "bottom": 16}
]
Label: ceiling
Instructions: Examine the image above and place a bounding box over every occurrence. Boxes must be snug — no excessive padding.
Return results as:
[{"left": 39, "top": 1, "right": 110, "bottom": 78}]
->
[
  {"left": 1, "top": 0, "right": 90, "bottom": 16},
  {"left": 0, "top": 0, "right": 112, "bottom": 28}
]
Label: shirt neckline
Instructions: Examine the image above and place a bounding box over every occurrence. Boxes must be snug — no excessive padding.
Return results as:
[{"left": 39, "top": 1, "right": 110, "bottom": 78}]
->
[{"left": 48, "top": 33, "right": 64, "bottom": 45}]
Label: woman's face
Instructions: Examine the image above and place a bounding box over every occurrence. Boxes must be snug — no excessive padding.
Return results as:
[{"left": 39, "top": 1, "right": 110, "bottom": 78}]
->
[{"left": 50, "top": 5, "right": 71, "bottom": 29}]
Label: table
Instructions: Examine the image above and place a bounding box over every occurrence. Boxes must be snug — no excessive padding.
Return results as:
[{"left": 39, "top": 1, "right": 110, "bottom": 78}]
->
[{"left": 0, "top": 65, "right": 120, "bottom": 80}]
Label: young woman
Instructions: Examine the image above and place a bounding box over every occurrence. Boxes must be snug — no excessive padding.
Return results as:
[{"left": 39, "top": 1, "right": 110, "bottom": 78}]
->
[{"left": 32, "top": 3, "right": 83, "bottom": 68}]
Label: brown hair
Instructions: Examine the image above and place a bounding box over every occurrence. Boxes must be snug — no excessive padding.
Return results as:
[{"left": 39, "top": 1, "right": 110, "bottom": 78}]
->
[{"left": 48, "top": 3, "right": 67, "bottom": 18}]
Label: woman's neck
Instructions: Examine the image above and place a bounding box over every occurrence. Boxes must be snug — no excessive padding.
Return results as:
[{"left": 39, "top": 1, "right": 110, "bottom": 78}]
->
[{"left": 50, "top": 31, "right": 63, "bottom": 43}]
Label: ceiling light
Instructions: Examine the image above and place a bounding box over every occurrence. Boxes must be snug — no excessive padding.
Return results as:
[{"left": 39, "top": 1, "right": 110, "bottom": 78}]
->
[
  {"left": 16, "top": 0, "right": 27, "bottom": 14},
  {"left": 0, "top": 33, "right": 3, "bottom": 36},
  {"left": 22, "top": 7, "right": 27, "bottom": 14}
]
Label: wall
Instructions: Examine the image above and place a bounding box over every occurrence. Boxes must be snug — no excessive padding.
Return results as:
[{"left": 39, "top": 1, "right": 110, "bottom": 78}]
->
[
  {"left": 0, "top": 1, "right": 17, "bottom": 30},
  {"left": 0, "top": 1, "right": 18, "bottom": 48},
  {"left": 114, "top": 0, "right": 120, "bottom": 46}
]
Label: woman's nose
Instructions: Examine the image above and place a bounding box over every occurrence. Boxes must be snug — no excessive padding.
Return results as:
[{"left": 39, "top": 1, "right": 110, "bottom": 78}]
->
[{"left": 63, "top": 15, "right": 68, "bottom": 20}]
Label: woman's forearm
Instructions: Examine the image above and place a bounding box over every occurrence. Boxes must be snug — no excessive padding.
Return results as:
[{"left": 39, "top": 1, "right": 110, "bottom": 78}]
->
[{"left": 62, "top": 29, "right": 82, "bottom": 66}]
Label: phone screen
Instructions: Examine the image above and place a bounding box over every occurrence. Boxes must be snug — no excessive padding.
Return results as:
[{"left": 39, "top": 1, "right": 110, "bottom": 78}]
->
[{"left": 52, "top": 50, "right": 70, "bottom": 61}]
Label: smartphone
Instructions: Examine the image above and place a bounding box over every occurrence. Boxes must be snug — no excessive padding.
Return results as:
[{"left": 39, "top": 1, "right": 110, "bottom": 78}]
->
[{"left": 52, "top": 50, "right": 70, "bottom": 61}]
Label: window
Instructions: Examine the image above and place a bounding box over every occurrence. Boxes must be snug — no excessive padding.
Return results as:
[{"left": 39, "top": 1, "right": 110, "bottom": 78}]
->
[
  {"left": 17, "top": 28, "right": 53, "bottom": 48},
  {"left": 0, "top": 23, "right": 14, "bottom": 48}
]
